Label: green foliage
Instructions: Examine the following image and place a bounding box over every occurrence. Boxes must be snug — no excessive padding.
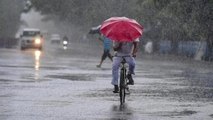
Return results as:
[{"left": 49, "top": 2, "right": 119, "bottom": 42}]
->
[
  {"left": 31, "top": 0, "right": 212, "bottom": 45},
  {"left": 0, "top": 0, "right": 23, "bottom": 38}
]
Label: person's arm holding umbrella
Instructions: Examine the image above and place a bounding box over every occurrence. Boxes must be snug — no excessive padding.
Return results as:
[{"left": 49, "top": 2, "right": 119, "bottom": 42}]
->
[{"left": 97, "top": 34, "right": 104, "bottom": 43}]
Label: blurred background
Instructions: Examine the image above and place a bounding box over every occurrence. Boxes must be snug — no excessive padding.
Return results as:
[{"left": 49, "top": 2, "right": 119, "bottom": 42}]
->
[{"left": 0, "top": 0, "right": 212, "bottom": 60}]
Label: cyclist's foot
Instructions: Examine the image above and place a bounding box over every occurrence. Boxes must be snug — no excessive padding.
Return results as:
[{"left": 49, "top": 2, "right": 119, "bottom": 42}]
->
[
  {"left": 96, "top": 65, "right": 101, "bottom": 68},
  {"left": 113, "top": 85, "right": 119, "bottom": 93},
  {"left": 126, "top": 87, "right": 130, "bottom": 95},
  {"left": 127, "top": 74, "right": 134, "bottom": 85}
]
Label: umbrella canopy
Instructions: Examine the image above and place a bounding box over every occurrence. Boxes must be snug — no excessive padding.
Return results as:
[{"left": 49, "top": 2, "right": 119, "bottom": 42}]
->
[{"left": 100, "top": 17, "right": 143, "bottom": 42}]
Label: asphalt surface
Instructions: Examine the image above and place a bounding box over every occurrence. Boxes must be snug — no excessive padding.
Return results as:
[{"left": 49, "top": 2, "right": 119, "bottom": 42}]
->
[{"left": 0, "top": 43, "right": 213, "bottom": 120}]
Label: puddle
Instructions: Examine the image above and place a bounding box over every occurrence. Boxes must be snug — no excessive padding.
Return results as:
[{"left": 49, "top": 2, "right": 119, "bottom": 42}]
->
[
  {"left": 46, "top": 74, "right": 94, "bottom": 81},
  {"left": 152, "top": 110, "right": 197, "bottom": 117},
  {"left": 0, "top": 79, "right": 13, "bottom": 82},
  {"left": 0, "top": 93, "right": 15, "bottom": 98},
  {"left": 36, "top": 100, "right": 72, "bottom": 107},
  {"left": 0, "top": 71, "right": 7, "bottom": 75},
  {"left": 81, "top": 88, "right": 116, "bottom": 98}
]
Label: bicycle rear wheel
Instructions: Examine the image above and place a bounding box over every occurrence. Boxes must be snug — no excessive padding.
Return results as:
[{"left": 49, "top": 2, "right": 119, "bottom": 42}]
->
[{"left": 119, "top": 68, "right": 126, "bottom": 105}]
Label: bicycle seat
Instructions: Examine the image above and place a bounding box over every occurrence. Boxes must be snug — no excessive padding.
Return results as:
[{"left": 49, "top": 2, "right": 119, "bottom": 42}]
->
[{"left": 121, "top": 57, "right": 126, "bottom": 64}]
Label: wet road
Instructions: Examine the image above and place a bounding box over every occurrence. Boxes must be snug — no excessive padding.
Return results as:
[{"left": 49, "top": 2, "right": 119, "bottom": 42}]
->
[{"left": 0, "top": 44, "right": 213, "bottom": 120}]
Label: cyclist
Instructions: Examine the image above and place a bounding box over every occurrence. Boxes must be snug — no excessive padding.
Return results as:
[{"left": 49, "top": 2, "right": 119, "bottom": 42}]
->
[
  {"left": 63, "top": 35, "right": 68, "bottom": 41},
  {"left": 112, "top": 38, "right": 139, "bottom": 93}
]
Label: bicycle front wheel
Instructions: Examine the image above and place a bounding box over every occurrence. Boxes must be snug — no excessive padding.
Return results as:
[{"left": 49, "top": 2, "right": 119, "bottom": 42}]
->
[
  {"left": 119, "top": 68, "right": 126, "bottom": 105},
  {"left": 120, "top": 86, "right": 125, "bottom": 105}
]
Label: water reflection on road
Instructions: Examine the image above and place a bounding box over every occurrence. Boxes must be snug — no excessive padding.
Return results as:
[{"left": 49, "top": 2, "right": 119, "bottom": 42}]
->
[
  {"left": 110, "top": 104, "right": 134, "bottom": 120},
  {"left": 34, "top": 50, "right": 41, "bottom": 70},
  {"left": 1, "top": 48, "right": 213, "bottom": 120},
  {"left": 34, "top": 50, "right": 41, "bottom": 80}
]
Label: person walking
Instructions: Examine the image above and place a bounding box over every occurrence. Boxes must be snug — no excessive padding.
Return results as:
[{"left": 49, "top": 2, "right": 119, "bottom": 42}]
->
[{"left": 96, "top": 35, "right": 113, "bottom": 68}]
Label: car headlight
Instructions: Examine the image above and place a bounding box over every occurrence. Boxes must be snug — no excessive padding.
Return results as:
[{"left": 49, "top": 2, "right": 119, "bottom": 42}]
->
[
  {"left": 63, "top": 41, "right": 68, "bottom": 45},
  {"left": 35, "top": 38, "right": 41, "bottom": 44}
]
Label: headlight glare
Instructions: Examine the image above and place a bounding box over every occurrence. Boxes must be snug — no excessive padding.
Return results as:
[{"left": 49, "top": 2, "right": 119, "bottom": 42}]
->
[
  {"left": 63, "top": 41, "right": 68, "bottom": 45},
  {"left": 35, "top": 38, "right": 41, "bottom": 44}
]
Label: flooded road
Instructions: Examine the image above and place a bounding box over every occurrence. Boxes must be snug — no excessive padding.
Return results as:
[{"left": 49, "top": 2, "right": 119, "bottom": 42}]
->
[{"left": 0, "top": 44, "right": 213, "bottom": 120}]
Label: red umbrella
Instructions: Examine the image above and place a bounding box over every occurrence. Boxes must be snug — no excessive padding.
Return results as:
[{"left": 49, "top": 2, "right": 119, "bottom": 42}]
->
[{"left": 100, "top": 17, "right": 143, "bottom": 42}]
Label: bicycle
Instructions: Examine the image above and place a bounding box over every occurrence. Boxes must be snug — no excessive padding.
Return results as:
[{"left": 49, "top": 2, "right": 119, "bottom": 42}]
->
[{"left": 119, "top": 56, "right": 130, "bottom": 105}]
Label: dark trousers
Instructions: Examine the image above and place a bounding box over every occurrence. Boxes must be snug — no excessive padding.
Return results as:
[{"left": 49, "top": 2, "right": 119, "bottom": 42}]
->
[{"left": 101, "top": 49, "right": 112, "bottom": 60}]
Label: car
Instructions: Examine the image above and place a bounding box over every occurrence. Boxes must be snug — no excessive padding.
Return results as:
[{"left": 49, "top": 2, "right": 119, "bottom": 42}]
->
[
  {"left": 50, "top": 34, "right": 61, "bottom": 44},
  {"left": 20, "top": 28, "right": 43, "bottom": 50}
]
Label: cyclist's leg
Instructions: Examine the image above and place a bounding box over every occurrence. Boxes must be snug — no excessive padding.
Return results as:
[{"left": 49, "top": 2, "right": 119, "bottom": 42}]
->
[
  {"left": 125, "top": 57, "right": 136, "bottom": 75},
  {"left": 111, "top": 57, "right": 122, "bottom": 85},
  {"left": 125, "top": 57, "right": 136, "bottom": 85}
]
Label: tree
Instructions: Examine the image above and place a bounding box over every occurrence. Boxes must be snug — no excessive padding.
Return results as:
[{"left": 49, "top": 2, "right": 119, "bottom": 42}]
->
[
  {"left": 31, "top": 0, "right": 212, "bottom": 57},
  {"left": 0, "top": 0, "right": 23, "bottom": 38}
]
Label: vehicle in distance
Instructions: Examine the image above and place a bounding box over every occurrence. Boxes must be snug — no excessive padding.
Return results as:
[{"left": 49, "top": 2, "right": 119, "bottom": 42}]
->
[
  {"left": 20, "top": 28, "right": 43, "bottom": 50},
  {"left": 50, "top": 34, "right": 61, "bottom": 44}
]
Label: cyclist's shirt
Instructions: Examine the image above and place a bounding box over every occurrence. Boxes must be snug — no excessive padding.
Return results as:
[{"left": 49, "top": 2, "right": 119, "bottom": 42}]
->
[{"left": 113, "top": 38, "right": 139, "bottom": 56}]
